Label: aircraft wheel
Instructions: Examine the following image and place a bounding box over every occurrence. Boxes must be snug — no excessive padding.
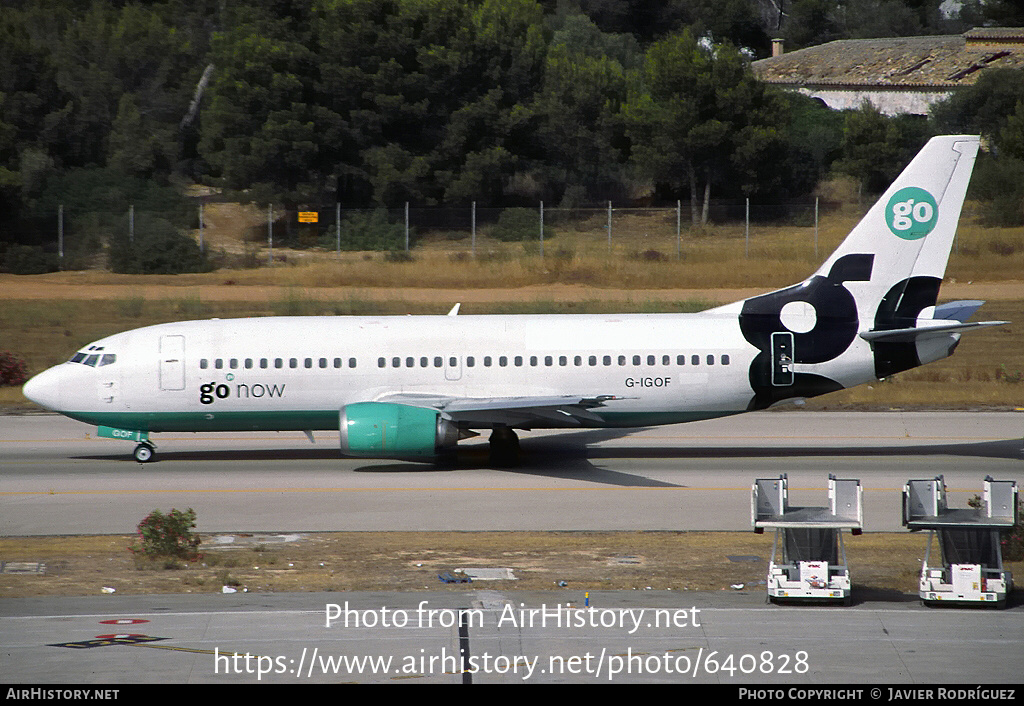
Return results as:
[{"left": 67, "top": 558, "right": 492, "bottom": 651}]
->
[
  {"left": 134, "top": 443, "right": 155, "bottom": 463},
  {"left": 488, "top": 427, "right": 521, "bottom": 467}
]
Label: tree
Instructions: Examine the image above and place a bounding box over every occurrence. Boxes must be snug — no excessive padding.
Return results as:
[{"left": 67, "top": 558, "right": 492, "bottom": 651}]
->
[
  {"left": 533, "top": 12, "right": 633, "bottom": 200},
  {"left": 835, "top": 102, "right": 929, "bottom": 195},
  {"left": 624, "top": 30, "right": 785, "bottom": 225}
]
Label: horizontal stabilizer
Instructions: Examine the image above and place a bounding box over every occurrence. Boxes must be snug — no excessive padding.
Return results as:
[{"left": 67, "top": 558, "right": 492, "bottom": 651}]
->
[{"left": 860, "top": 320, "right": 1007, "bottom": 343}]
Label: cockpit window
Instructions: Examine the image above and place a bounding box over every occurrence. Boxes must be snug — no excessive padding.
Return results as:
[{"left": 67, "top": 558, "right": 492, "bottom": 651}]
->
[
  {"left": 70, "top": 352, "right": 86, "bottom": 363},
  {"left": 98, "top": 354, "right": 117, "bottom": 367},
  {"left": 83, "top": 354, "right": 100, "bottom": 367}
]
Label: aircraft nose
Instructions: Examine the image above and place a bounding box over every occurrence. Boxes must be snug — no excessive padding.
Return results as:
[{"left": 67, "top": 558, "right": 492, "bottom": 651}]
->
[{"left": 22, "top": 367, "right": 63, "bottom": 411}]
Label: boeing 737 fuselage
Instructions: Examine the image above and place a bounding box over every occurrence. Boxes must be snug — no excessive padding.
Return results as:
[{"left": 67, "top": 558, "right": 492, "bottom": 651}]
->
[{"left": 22, "top": 136, "right": 1005, "bottom": 463}]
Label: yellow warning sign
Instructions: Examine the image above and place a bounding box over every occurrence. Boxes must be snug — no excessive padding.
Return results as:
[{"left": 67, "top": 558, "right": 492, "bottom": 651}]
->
[{"left": 298, "top": 211, "right": 319, "bottom": 223}]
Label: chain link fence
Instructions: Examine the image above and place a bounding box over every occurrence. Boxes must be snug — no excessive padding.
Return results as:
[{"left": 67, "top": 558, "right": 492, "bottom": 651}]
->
[{"left": 8, "top": 199, "right": 843, "bottom": 272}]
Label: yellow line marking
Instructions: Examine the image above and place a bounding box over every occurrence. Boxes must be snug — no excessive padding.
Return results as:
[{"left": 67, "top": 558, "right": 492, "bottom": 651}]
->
[{"left": 129, "top": 644, "right": 250, "bottom": 656}]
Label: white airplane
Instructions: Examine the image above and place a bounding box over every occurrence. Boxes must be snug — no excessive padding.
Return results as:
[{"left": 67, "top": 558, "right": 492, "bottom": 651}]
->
[{"left": 23, "top": 135, "right": 1006, "bottom": 464}]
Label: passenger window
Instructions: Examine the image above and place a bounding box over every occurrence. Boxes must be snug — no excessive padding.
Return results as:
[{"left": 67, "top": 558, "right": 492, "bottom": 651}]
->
[
  {"left": 633, "top": 355, "right": 641, "bottom": 365},
  {"left": 574, "top": 356, "right": 582, "bottom": 366},
  {"left": 662, "top": 355, "right": 670, "bottom": 365},
  {"left": 707, "top": 355, "right": 714, "bottom": 365},
  {"left": 275, "top": 358, "right": 283, "bottom": 369},
  {"left": 466, "top": 356, "right": 475, "bottom": 367},
  {"left": 99, "top": 354, "right": 116, "bottom": 367},
  {"left": 320, "top": 358, "right": 328, "bottom": 369},
  {"left": 260, "top": 358, "right": 268, "bottom": 369},
  {"left": 333, "top": 358, "right": 341, "bottom": 368},
  {"left": 200, "top": 359, "right": 208, "bottom": 370},
  {"left": 392, "top": 357, "right": 400, "bottom": 368},
  {"left": 484, "top": 356, "right": 492, "bottom": 367},
  {"left": 544, "top": 356, "right": 553, "bottom": 366},
  {"left": 419, "top": 357, "right": 426, "bottom": 367},
  {"left": 290, "top": 358, "right": 298, "bottom": 369},
  {"left": 500, "top": 356, "right": 508, "bottom": 367},
  {"left": 603, "top": 355, "right": 611, "bottom": 366},
  {"left": 618, "top": 355, "right": 626, "bottom": 366},
  {"left": 646, "top": 355, "right": 655, "bottom": 366},
  {"left": 215, "top": 359, "right": 223, "bottom": 369},
  {"left": 589, "top": 356, "right": 597, "bottom": 366},
  {"left": 677, "top": 355, "right": 685, "bottom": 365},
  {"left": 349, "top": 358, "right": 357, "bottom": 368},
  {"left": 405, "top": 357, "right": 414, "bottom": 367},
  {"left": 378, "top": 357, "right": 386, "bottom": 368},
  {"left": 691, "top": 355, "right": 700, "bottom": 366},
  {"left": 434, "top": 357, "right": 443, "bottom": 367},
  {"left": 245, "top": 359, "right": 253, "bottom": 369},
  {"left": 722, "top": 354, "right": 730, "bottom": 365},
  {"left": 558, "top": 356, "right": 566, "bottom": 366},
  {"left": 530, "top": 356, "right": 538, "bottom": 366},
  {"left": 515, "top": 356, "right": 523, "bottom": 366}
]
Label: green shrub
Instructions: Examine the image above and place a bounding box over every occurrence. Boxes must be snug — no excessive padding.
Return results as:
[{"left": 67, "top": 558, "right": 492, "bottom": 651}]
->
[
  {"left": 491, "top": 207, "right": 552, "bottom": 242},
  {"left": 3, "top": 245, "right": 59, "bottom": 274},
  {"left": 108, "top": 215, "right": 210, "bottom": 274},
  {"left": 323, "top": 209, "right": 405, "bottom": 251},
  {"left": 129, "top": 508, "right": 201, "bottom": 561},
  {"left": 0, "top": 351, "right": 28, "bottom": 386}
]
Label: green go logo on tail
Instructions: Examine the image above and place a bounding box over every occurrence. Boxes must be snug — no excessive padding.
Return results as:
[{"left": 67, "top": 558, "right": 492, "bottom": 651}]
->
[{"left": 886, "top": 187, "right": 937, "bottom": 240}]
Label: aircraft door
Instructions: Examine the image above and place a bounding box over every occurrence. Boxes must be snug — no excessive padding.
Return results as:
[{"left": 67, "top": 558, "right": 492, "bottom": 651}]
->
[
  {"left": 159, "top": 335, "right": 186, "bottom": 390},
  {"left": 444, "top": 354, "right": 462, "bottom": 381},
  {"left": 771, "top": 332, "right": 795, "bottom": 386}
]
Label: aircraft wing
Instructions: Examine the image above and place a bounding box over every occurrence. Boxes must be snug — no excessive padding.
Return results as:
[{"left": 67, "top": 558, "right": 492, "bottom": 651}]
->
[{"left": 373, "top": 392, "right": 619, "bottom": 427}]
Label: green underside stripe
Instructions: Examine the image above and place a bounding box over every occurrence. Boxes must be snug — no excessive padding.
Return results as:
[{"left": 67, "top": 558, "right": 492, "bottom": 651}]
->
[{"left": 64, "top": 409, "right": 742, "bottom": 434}]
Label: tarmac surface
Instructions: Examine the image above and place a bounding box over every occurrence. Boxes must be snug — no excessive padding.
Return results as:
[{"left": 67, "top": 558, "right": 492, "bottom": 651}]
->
[
  {"left": 2, "top": 589, "right": 1023, "bottom": 684},
  {"left": 1, "top": 411, "right": 1022, "bottom": 535},
  {"left": 2, "top": 410, "right": 1023, "bottom": 685}
]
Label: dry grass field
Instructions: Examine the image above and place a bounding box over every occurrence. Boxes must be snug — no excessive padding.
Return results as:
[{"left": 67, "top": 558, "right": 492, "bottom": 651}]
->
[{"left": 6, "top": 530, "right": 1018, "bottom": 600}]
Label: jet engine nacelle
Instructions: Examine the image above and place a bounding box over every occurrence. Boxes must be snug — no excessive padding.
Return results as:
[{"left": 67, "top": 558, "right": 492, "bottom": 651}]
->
[{"left": 339, "top": 402, "right": 459, "bottom": 457}]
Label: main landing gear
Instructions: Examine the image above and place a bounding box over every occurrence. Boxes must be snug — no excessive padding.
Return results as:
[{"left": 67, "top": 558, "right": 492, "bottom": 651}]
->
[
  {"left": 488, "top": 427, "right": 521, "bottom": 467},
  {"left": 133, "top": 441, "right": 156, "bottom": 463}
]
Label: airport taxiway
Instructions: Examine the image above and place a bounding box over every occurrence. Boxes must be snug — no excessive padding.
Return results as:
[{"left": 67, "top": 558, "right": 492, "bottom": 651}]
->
[{"left": 2, "top": 411, "right": 1022, "bottom": 536}]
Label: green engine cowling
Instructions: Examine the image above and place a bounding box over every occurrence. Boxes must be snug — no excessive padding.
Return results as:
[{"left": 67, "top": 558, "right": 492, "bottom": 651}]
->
[{"left": 339, "top": 402, "right": 459, "bottom": 457}]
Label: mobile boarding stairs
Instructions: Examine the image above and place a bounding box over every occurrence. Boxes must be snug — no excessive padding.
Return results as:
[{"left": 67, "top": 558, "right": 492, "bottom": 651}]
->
[
  {"left": 903, "top": 476, "right": 1018, "bottom": 608},
  {"left": 752, "top": 474, "right": 863, "bottom": 605}
]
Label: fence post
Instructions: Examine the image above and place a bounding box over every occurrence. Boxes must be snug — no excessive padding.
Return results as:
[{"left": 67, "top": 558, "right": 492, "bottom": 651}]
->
[
  {"left": 539, "top": 201, "right": 544, "bottom": 258},
  {"left": 404, "top": 202, "right": 409, "bottom": 252},
  {"left": 336, "top": 202, "right": 341, "bottom": 254},
  {"left": 814, "top": 196, "right": 819, "bottom": 259},
  {"left": 129, "top": 204, "right": 134, "bottom": 243},
  {"left": 198, "top": 203, "right": 204, "bottom": 252},
  {"left": 607, "top": 201, "right": 612, "bottom": 250},
  {"left": 58, "top": 204, "right": 64, "bottom": 265},
  {"left": 676, "top": 200, "right": 681, "bottom": 260},
  {"left": 471, "top": 201, "right": 476, "bottom": 257},
  {"left": 268, "top": 203, "right": 273, "bottom": 265},
  {"left": 745, "top": 197, "right": 749, "bottom": 259}
]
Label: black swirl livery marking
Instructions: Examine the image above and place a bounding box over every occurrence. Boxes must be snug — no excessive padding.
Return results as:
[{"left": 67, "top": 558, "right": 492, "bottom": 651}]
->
[
  {"left": 739, "top": 254, "right": 874, "bottom": 410},
  {"left": 871, "top": 276, "right": 942, "bottom": 378}
]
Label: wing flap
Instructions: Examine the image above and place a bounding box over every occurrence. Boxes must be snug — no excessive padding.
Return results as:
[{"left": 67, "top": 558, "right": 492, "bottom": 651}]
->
[{"left": 373, "top": 393, "right": 618, "bottom": 427}]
